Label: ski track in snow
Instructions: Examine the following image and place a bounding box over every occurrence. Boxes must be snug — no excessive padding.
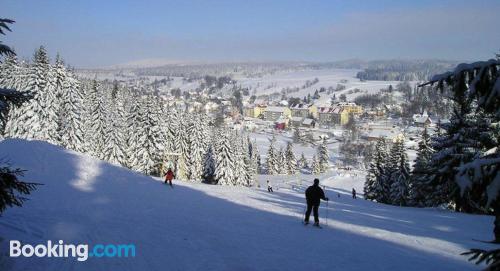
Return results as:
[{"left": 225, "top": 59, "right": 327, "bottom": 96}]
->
[{"left": 0, "top": 139, "right": 495, "bottom": 271}]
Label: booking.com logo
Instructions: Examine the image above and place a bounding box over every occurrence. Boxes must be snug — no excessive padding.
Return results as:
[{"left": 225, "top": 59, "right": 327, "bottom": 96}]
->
[{"left": 9, "top": 240, "right": 136, "bottom": 262}]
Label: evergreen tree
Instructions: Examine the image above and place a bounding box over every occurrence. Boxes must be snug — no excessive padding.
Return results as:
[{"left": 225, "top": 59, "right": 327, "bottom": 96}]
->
[
  {"left": 187, "top": 113, "right": 208, "bottom": 181},
  {"left": 422, "top": 58, "right": 500, "bottom": 242},
  {"left": 266, "top": 136, "right": 279, "bottom": 175},
  {"left": 87, "top": 79, "right": 107, "bottom": 159},
  {"left": 57, "top": 58, "right": 85, "bottom": 152},
  {"left": 177, "top": 114, "right": 191, "bottom": 180},
  {"left": 1, "top": 54, "right": 26, "bottom": 137},
  {"left": 125, "top": 95, "right": 142, "bottom": 168},
  {"left": 317, "top": 138, "right": 329, "bottom": 173},
  {"left": 364, "top": 137, "right": 390, "bottom": 203},
  {"left": 247, "top": 137, "right": 259, "bottom": 175},
  {"left": 103, "top": 99, "right": 126, "bottom": 166},
  {"left": 293, "top": 125, "right": 302, "bottom": 143},
  {"left": 0, "top": 164, "right": 39, "bottom": 214},
  {"left": 285, "top": 141, "right": 298, "bottom": 175},
  {"left": 203, "top": 144, "right": 216, "bottom": 184},
  {"left": 214, "top": 131, "right": 236, "bottom": 185},
  {"left": 311, "top": 155, "right": 321, "bottom": 175},
  {"left": 17, "top": 47, "right": 56, "bottom": 142},
  {"left": 298, "top": 153, "right": 308, "bottom": 169},
  {"left": 278, "top": 148, "right": 287, "bottom": 174},
  {"left": 389, "top": 138, "right": 411, "bottom": 206},
  {"left": 132, "top": 96, "right": 161, "bottom": 174},
  {"left": 408, "top": 128, "right": 434, "bottom": 206}
]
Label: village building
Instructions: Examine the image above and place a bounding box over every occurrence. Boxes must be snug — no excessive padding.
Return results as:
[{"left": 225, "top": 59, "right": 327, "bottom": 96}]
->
[
  {"left": 290, "top": 104, "right": 318, "bottom": 119},
  {"left": 413, "top": 110, "right": 432, "bottom": 127},
  {"left": 264, "top": 106, "right": 291, "bottom": 121},
  {"left": 336, "top": 102, "right": 363, "bottom": 115},
  {"left": 317, "top": 106, "right": 349, "bottom": 127}
]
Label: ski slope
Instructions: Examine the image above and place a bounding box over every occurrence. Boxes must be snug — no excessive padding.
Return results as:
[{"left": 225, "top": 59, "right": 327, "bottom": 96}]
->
[{"left": 0, "top": 139, "right": 495, "bottom": 271}]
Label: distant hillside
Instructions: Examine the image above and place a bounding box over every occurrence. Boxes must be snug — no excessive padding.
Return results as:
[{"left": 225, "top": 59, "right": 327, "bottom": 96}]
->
[{"left": 353, "top": 60, "right": 458, "bottom": 81}]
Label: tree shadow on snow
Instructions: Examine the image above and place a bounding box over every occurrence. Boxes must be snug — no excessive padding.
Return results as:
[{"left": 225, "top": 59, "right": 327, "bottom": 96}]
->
[{"left": 0, "top": 140, "right": 486, "bottom": 271}]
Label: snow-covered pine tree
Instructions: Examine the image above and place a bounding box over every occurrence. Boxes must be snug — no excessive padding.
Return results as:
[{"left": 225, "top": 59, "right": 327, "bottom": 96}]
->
[
  {"left": 55, "top": 56, "right": 85, "bottom": 151},
  {"left": 0, "top": 54, "right": 26, "bottom": 136},
  {"left": 87, "top": 79, "right": 107, "bottom": 159},
  {"left": 124, "top": 94, "right": 141, "bottom": 168},
  {"left": 233, "top": 133, "right": 251, "bottom": 186},
  {"left": 293, "top": 125, "right": 302, "bottom": 143},
  {"left": 317, "top": 138, "right": 329, "bottom": 173},
  {"left": 247, "top": 137, "right": 259, "bottom": 175},
  {"left": 364, "top": 137, "right": 390, "bottom": 203},
  {"left": 51, "top": 54, "right": 68, "bottom": 144},
  {"left": 285, "top": 141, "right": 298, "bottom": 175},
  {"left": 266, "top": 136, "right": 279, "bottom": 175},
  {"left": 311, "top": 155, "right": 321, "bottom": 175},
  {"left": 103, "top": 114, "right": 126, "bottom": 166},
  {"left": 162, "top": 105, "right": 180, "bottom": 155},
  {"left": 422, "top": 58, "right": 500, "bottom": 244},
  {"left": 214, "top": 130, "right": 236, "bottom": 185},
  {"left": 17, "top": 46, "right": 57, "bottom": 142},
  {"left": 389, "top": 138, "right": 411, "bottom": 206},
  {"left": 132, "top": 96, "right": 161, "bottom": 175},
  {"left": 254, "top": 142, "right": 261, "bottom": 173},
  {"left": 103, "top": 92, "right": 126, "bottom": 166},
  {"left": 177, "top": 113, "right": 191, "bottom": 180},
  {"left": 408, "top": 128, "right": 434, "bottom": 206},
  {"left": 298, "top": 153, "right": 308, "bottom": 169},
  {"left": 278, "top": 148, "right": 287, "bottom": 175},
  {"left": 187, "top": 113, "right": 208, "bottom": 181},
  {"left": 203, "top": 143, "right": 216, "bottom": 184}
]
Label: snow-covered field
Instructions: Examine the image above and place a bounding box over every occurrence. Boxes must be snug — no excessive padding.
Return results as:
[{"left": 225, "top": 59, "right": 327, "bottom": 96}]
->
[
  {"left": 0, "top": 139, "right": 495, "bottom": 271},
  {"left": 236, "top": 69, "right": 403, "bottom": 104}
]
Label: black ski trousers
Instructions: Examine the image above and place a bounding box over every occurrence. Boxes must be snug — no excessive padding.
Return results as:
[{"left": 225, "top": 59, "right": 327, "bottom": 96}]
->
[{"left": 304, "top": 203, "right": 319, "bottom": 223}]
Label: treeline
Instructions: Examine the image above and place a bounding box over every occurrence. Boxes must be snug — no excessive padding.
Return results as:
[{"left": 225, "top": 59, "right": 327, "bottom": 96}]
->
[
  {"left": 266, "top": 135, "right": 330, "bottom": 176},
  {"left": 0, "top": 46, "right": 259, "bottom": 186},
  {"left": 355, "top": 60, "right": 456, "bottom": 81}
]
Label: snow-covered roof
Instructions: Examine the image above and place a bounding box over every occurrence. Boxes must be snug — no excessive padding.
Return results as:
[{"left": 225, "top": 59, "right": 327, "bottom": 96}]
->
[
  {"left": 413, "top": 111, "right": 431, "bottom": 124},
  {"left": 318, "top": 106, "right": 344, "bottom": 114},
  {"left": 303, "top": 118, "right": 314, "bottom": 125},
  {"left": 266, "top": 106, "right": 287, "bottom": 113},
  {"left": 291, "top": 103, "right": 312, "bottom": 110},
  {"left": 254, "top": 98, "right": 268, "bottom": 105}
]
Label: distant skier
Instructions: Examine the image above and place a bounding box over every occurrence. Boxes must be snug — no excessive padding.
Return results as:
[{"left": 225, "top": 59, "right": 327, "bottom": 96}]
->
[
  {"left": 267, "top": 180, "right": 274, "bottom": 193},
  {"left": 352, "top": 188, "right": 357, "bottom": 199},
  {"left": 164, "top": 168, "right": 175, "bottom": 187},
  {"left": 304, "top": 178, "right": 329, "bottom": 227}
]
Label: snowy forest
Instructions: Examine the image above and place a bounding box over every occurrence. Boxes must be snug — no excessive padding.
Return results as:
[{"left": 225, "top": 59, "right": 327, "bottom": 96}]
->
[
  {"left": 0, "top": 45, "right": 331, "bottom": 187},
  {"left": 0, "top": 46, "right": 265, "bottom": 186},
  {"left": 363, "top": 58, "right": 500, "bottom": 245}
]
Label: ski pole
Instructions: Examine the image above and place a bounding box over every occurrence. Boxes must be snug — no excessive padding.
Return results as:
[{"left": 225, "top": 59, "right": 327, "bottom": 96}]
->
[
  {"left": 326, "top": 199, "right": 329, "bottom": 227},
  {"left": 301, "top": 204, "right": 306, "bottom": 223}
]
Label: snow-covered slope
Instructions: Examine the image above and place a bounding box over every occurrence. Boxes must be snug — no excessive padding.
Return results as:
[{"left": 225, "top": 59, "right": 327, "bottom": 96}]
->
[{"left": 0, "top": 139, "right": 495, "bottom": 271}]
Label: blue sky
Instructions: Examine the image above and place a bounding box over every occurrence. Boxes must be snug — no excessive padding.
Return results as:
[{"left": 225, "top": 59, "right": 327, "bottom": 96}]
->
[{"left": 3, "top": 0, "right": 499, "bottom": 68}]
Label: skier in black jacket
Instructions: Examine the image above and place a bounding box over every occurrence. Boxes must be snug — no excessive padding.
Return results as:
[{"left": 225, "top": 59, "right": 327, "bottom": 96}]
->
[{"left": 304, "top": 178, "right": 329, "bottom": 227}]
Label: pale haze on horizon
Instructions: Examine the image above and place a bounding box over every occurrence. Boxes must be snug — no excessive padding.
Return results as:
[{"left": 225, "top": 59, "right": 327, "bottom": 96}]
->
[{"left": 2, "top": 0, "right": 499, "bottom": 68}]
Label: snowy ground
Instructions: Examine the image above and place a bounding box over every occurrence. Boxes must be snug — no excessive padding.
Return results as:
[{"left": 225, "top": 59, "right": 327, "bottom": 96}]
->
[
  {"left": 235, "top": 68, "right": 404, "bottom": 105},
  {"left": 0, "top": 139, "right": 495, "bottom": 271}
]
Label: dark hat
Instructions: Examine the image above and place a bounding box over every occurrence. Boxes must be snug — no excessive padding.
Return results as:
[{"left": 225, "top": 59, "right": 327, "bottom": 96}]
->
[{"left": 313, "top": 178, "right": 319, "bottom": 185}]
